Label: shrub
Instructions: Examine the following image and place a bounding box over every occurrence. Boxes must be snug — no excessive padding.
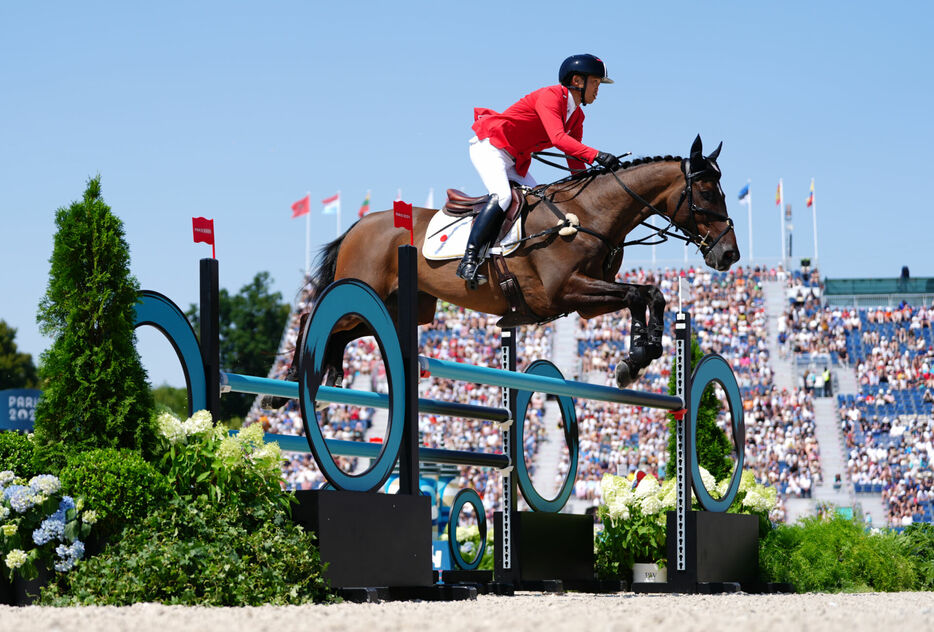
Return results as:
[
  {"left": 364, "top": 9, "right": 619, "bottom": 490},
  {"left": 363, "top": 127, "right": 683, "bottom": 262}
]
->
[
  {"left": 40, "top": 497, "right": 335, "bottom": 606},
  {"left": 59, "top": 448, "right": 171, "bottom": 541},
  {"left": 759, "top": 514, "right": 918, "bottom": 592},
  {"left": 154, "top": 411, "right": 291, "bottom": 522},
  {"left": 900, "top": 523, "right": 934, "bottom": 590},
  {"left": 0, "top": 433, "right": 39, "bottom": 480},
  {"left": 33, "top": 176, "right": 156, "bottom": 467}
]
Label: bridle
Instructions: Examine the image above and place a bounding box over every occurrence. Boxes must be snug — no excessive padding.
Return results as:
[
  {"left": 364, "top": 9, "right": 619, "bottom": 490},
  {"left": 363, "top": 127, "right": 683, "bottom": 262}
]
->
[{"left": 525, "top": 151, "right": 735, "bottom": 270}]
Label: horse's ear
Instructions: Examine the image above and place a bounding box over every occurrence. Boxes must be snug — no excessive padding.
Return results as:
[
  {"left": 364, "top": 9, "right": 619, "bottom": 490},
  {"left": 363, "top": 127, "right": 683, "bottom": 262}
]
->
[
  {"left": 690, "top": 135, "right": 703, "bottom": 161},
  {"left": 708, "top": 141, "right": 722, "bottom": 162}
]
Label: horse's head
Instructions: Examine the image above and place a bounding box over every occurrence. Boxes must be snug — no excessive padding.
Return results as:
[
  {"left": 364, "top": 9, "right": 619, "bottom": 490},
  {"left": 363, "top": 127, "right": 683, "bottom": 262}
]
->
[{"left": 670, "top": 135, "right": 740, "bottom": 271}]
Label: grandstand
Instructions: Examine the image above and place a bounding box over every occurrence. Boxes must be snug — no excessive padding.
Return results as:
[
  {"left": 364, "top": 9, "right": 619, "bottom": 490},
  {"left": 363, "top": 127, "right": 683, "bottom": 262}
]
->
[{"left": 246, "top": 264, "right": 933, "bottom": 528}]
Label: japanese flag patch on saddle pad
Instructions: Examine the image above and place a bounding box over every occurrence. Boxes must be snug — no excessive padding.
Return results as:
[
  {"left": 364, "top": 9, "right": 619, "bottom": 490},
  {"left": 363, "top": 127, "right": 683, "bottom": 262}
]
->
[{"left": 421, "top": 211, "right": 522, "bottom": 261}]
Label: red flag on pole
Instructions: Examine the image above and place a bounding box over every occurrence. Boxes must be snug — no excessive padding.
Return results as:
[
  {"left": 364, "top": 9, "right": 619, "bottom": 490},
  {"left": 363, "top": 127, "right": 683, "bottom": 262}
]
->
[
  {"left": 192, "top": 217, "right": 215, "bottom": 259},
  {"left": 393, "top": 200, "right": 414, "bottom": 245},
  {"left": 291, "top": 195, "right": 311, "bottom": 218}
]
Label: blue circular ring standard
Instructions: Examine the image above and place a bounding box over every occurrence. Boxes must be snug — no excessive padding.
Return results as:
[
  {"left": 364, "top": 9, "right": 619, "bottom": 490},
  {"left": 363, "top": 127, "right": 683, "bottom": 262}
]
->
[
  {"left": 134, "top": 290, "right": 207, "bottom": 415},
  {"left": 515, "top": 359, "right": 579, "bottom": 513},
  {"left": 689, "top": 353, "right": 745, "bottom": 512},
  {"left": 298, "top": 279, "right": 405, "bottom": 493},
  {"left": 448, "top": 488, "right": 487, "bottom": 570}
]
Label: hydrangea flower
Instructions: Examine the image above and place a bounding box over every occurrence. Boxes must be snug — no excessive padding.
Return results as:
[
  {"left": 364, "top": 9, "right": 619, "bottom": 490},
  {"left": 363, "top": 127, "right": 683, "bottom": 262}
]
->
[
  {"left": 696, "top": 466, "right": 719, "bottom": 499},
  {"left": 32, "top": 515, "right": 65, "bottom": 546},
  {"left": 2, "top": 524, "right": 17, "bottom": 537},
  {"left": 53, "top": 540, "right": 85, "bottom": 572},
  {"left": 640, "top": 493, "right": 663, "bottom": 516},
  {"left": 29, "top": 474, "right": 61, "bottom": 495},
  {"left": 4, "top": 549, "right": 26, "bottom": 570},
  {"left": 4, "top": 485, "right": 44, "bottom": 513},
  {"left": 634, "top": 474, "right": 660, "bottom": 499},
  {"left": 238, "top": 422, "right": 264, "bottom": 448},
  {"left": 81, "top": 510, "right": 98, "bottom": 525},
  {"left": 0, "top": 470, "right": 15, "bottom": 487},
  {"left": 0, "top": 505, "right": 9, "bottom": 520}
]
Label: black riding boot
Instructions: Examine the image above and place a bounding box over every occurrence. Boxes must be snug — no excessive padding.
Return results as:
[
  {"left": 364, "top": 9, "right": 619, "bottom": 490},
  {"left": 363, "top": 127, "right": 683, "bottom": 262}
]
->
[{"left": 456, "top": 195, "right": 506, "bottom": 289}]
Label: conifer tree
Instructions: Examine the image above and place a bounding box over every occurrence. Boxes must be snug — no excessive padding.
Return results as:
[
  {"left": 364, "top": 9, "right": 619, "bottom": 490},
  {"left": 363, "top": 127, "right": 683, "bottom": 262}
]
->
[{"left": 33, "top": 176, "right": 155, "bottom": 466}]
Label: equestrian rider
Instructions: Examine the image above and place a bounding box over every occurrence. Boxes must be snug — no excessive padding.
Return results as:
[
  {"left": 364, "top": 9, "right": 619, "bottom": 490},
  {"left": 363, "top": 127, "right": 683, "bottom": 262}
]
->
[{"left": 456, "top": 54, "right": 621, "bottom": 288}]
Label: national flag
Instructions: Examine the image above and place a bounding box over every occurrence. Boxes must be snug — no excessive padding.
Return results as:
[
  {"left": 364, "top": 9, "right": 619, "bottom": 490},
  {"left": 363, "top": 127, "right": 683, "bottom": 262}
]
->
[
  {"left": 291, "top": 195, "right": 310, "bottom": 218},
  {"left": 738, "top": 183, "right": 749, "bottom": 202},
  {"left": 775, "top": 181, "right": 782, "bottom": 206},
  {"left": 192, "top": 217, "right": 215, "bottom": 258},
  {"left": 806, "top": 180, "right": 815, "bottom": 207},
  {"left": 322, "top": 192, "right": 340, "bottom": 215},
  {"left": 358, "top": 191, "right": 371, "bottom": 218}
]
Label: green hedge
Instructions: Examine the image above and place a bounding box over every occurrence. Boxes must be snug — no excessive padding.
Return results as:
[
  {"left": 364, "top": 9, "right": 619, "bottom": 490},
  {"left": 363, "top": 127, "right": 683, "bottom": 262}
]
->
[
  {"left": 41, "top": 497, "right": 334, "bottom": 606},
  {"left": 0, "top": 431, "right": 39, "bottom": 479},
  {"left": 59, "top": 448, "right": 172, "bottom": 540},
  {"left": 760, "top": 515, "right": 931, "bottom": 592}
]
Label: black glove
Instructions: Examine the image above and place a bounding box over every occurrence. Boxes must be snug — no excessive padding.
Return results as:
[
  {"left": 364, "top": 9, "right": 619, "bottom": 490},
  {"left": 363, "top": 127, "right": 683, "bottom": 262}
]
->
[{"left": 594, "top": 151, "right": 620, "bottom": 170}]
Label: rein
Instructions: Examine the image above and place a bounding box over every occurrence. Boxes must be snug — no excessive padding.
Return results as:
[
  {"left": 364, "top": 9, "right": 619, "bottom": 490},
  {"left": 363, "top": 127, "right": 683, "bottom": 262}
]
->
[{"left": 522, "top": 151, "right": 735, "bottom": 270}]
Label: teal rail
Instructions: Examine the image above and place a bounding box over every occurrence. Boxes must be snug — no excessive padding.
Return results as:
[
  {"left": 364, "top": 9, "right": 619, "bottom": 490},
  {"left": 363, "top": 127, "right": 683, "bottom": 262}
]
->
[
  {"left": 221, "top": 371, "right": 509, "bottom": 422},
  {"left": 232, "top": 430, "right": 509, "bottom": 469},
  {"left": 418, "top": 356, "right": 684, "bottom": 410}
]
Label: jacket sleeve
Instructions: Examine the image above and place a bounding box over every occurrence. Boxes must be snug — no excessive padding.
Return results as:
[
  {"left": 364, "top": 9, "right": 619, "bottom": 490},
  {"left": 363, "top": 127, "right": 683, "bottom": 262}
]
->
[
  {"left": 565, "top": 114, "right": 589, "bottom": 173},
  {"left": 533, "top": 89, "right": 598, "bottom": 165}
]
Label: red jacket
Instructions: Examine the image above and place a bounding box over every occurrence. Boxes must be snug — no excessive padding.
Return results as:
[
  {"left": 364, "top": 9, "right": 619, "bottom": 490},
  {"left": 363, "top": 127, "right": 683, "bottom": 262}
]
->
[{"left": 472, "top": 85, "right": 598, "bottom": 177}]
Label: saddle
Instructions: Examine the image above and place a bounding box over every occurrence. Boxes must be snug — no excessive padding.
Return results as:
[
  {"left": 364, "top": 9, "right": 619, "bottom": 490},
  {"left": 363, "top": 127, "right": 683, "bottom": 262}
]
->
[
  {"left": 443, "top": 186, "right": 541, "bottom": 327},
  {"left": 443, "top": 186, "right": 525, "bottom": 243}
]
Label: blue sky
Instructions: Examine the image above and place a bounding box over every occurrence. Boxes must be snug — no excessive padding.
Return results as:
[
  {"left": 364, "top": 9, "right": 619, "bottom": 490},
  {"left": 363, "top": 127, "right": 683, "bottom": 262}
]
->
[{"left": 2, "top": 1, "right": 932, "bottom": 388}]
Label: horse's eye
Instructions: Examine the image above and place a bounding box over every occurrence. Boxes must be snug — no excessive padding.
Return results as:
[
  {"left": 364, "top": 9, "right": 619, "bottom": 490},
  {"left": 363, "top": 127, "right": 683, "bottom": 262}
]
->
[{"left": 700, "top": 190, "right": 715, "bottom": 202}]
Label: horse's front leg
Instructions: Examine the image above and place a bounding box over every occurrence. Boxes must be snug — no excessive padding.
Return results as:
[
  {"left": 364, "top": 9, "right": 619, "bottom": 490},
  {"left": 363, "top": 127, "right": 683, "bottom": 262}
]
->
[
  {"left": 639, "top": 284, "right": 667, "bottom": 361},
  {"left": 557, "top": 274, "right": 650, "bottom": 388},
  {"left": 618, "top": 292, "right": 650, "bottom": 390}
]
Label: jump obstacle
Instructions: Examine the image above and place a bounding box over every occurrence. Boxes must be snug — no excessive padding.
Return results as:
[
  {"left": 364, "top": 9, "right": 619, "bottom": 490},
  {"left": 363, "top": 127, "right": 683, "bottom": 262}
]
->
[{"left": 134, "top": 246, "right": 759, "bottom": 599}]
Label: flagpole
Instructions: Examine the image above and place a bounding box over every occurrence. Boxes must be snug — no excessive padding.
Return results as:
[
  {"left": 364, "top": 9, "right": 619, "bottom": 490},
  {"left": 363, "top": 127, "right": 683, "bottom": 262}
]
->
[
  {"left": 778, "top": 178, "right": 785, "bottom": 268},
  {"left": 746, "top": 179, "right": 753, "bottom": 262},
  {"left": 336, "top": 191, "right": 341, "bottom": 237},
  {"left": 305, "top": 190, "right": 311, "bottom": 275},
  {"left": 811, "top": 178, "right": 819, "bottom": 265}
]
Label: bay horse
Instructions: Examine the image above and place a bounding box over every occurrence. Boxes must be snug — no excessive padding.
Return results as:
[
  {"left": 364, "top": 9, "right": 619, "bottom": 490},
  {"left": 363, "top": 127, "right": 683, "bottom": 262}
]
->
[{"left": 280, "top": 135, "right": 738, "bottom": 402}]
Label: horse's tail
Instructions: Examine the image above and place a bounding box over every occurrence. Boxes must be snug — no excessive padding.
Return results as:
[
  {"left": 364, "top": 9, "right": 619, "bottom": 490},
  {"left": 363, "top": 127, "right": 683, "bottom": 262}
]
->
[{"left": 308, "top": 226, "right": 353, "bottom": 298}]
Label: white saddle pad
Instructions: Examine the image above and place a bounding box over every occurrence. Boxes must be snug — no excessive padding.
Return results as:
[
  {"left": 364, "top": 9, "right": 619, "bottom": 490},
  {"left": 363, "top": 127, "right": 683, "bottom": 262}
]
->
[{"left": 422, "top": 210, "right": 522, "bottom": 261}]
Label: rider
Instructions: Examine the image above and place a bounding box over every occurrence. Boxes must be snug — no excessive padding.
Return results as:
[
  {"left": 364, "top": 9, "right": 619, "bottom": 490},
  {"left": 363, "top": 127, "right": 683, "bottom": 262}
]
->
[{"left": 456, "top": 54, "right": 622, "bottom": 288}]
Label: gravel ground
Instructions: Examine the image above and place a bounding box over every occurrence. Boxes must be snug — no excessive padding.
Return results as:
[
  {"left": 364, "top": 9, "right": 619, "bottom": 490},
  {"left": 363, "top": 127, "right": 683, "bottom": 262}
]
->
[{"left": 0, "top": 592, "right": 932, "bottom": 632}]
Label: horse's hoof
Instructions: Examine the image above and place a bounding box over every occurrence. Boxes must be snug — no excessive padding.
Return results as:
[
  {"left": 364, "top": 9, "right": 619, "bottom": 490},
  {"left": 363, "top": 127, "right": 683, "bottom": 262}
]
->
[
  {"left": 614, "top": 360, "right": 642, "bottom": 389},
  {"left": 314, "top": 399, "right": 328, "bottom": 412}
]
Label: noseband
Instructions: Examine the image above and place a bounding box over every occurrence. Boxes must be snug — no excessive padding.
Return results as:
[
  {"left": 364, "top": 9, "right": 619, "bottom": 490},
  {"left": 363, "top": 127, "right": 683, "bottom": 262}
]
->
[{"left": 673, "top": 158, "right": 735, "bottom": 257}]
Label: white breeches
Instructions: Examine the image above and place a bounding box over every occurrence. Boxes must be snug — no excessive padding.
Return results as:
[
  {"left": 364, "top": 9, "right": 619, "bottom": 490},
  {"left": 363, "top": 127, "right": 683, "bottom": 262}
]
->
[{"left": 468, "top": 136, "right": 537, "bottom": 211}]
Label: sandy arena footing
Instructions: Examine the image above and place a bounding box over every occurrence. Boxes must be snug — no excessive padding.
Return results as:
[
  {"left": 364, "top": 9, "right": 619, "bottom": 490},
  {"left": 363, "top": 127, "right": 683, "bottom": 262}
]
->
[{"left": 0, "top": 592, "right": 931, "bottom": 632}]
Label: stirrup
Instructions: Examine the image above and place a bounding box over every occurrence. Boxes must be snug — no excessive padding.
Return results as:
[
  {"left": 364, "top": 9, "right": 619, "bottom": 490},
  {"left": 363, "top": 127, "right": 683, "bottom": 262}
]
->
[{"left": 456, "top": 257, "right": 488, "bottom": 289}]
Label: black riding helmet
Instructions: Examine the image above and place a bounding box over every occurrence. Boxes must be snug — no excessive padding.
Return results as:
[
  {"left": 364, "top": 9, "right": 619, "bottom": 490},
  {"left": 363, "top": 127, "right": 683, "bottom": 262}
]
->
[{"left": 559, "top": 54, "right": 614, "bottom": 88}]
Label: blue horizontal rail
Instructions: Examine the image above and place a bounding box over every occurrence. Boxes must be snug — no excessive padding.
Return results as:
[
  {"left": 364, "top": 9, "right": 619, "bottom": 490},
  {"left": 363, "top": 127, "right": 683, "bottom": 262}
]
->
[
  {"left": 418, "top": 356, "right": 684, "bottom": 410},
  {"left": 237, "top": 431, "right": 509, "bottom": 469},
  {"left": 221, "top": 371, "right": 509, "bottom": 423}
]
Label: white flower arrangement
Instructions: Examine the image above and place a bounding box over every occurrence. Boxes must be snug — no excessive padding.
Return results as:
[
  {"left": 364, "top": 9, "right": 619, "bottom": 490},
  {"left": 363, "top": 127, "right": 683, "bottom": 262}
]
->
[
  {"left": 156, "top": 409, "right": 222, "bottom": 445},
  {"left": 595, "top": 468, "right": 779, "bottom": 578}
]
